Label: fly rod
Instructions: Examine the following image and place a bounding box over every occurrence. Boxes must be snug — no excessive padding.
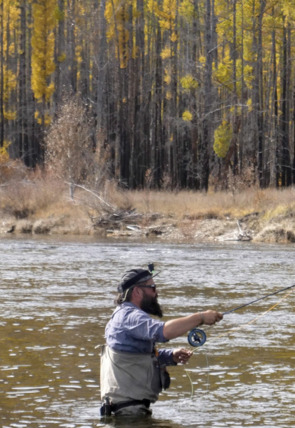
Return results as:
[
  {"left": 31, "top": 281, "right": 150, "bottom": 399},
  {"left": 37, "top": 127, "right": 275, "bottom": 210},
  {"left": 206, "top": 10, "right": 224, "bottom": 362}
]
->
[{"left": 188, "top": 283, "right": 295, "bottom": 347}]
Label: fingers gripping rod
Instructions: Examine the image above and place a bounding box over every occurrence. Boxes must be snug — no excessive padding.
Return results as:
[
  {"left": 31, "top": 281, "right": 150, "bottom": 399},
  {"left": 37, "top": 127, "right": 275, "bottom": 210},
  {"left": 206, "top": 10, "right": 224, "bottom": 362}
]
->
[{"left": 187, "top": 283, "right": 295, "bottom": 347}]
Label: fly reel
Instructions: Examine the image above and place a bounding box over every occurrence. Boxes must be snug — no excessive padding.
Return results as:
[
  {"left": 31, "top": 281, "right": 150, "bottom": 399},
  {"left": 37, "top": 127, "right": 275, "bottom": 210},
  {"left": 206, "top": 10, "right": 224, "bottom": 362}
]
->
[{"left": 187, "top": 328, "right": 207, "bottom": 347}]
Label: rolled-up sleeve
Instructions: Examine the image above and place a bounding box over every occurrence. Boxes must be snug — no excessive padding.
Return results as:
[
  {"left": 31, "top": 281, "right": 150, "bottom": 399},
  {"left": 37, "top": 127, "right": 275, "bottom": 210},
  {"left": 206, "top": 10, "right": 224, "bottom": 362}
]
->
[
  {"left": 127, "top": 309, "right": 168, "bottom": 343},
  {"left": 106, "top": 303, "right": 170, "bottom": 353}
]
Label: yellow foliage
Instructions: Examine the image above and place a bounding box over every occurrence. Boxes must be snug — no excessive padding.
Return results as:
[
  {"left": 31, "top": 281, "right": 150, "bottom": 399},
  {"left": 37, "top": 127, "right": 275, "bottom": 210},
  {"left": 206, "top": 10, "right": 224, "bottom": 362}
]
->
[
  {"left": 166, "top": 91, "right": 172, "bottom": 100},
  {"left": 179, "top": 0, "right": 195, "bottom": 20},
  {"left": 170, "top": 31, "right": 178, "bottom": 43},
  {"left": 148, "top": 0, "right": 177, "bottom": 42},
  {"left": 213, "top": 58, "right": 233, "bottom": 91},
  {"left": 31, "top": 0, "right": 56, "bottom": 102},
  {"left": 230, "top": 105, "right": 242, "bottom": 115},
  {"left": 181, "top": 74, "right": 198, "bottom": 90},
  {"left": 105, "top": 0, "right": 131, "bottom": 68},
  {"left": 35, "top": 111, "right": 52, "bottom": 126},
  {"left": 4, "top": 110, "right": 16, "bottom": 120},
  {"left": 57, "top": 53, "right": 66, "bottom": 63},
  {"left": 213, "top": 120, "right": 232, "bottom": 159},
  {"left": 243, "top": 64, "right": 254, "bottom": 89},
  {"left": 161, "top": 46, "right": 172, "bottom": 59},
  {"left": 0, "top": 141, "right": 10, "bottom": 164},
  {"left": 214, "top": 57, "right": 254, "bottom": 96},
  {"left": 243, "top": 35, "right": 255, "bottom": 62},
  {"left": 3, "top": 65, "right": 17, "bottom": 103},
  {"left": 182, "top": 110, "right": 193, "bottom": 121},
  {"left": 281, "top": 0, "right": 295, "bottom": 22},
  {"left": 246, "top": 98, "right": 253, "bottom": 112},
  {"left": 9, "top": 42, "right": 16, "bottom": 55},
  {"left": 54, "top": 6, "right": 64, "bottom": 21},
  {"left": 164, "top": 69, "right": 171, "bottom": 85},
  {"left": 76, "top": 44, "right": 83, "bottom": 64},
  {"left": 132, "top": 45, "right": 139, "bottom": 59},
  {"left": 3, "top": 0, "right": 20, "bottom": 55}
]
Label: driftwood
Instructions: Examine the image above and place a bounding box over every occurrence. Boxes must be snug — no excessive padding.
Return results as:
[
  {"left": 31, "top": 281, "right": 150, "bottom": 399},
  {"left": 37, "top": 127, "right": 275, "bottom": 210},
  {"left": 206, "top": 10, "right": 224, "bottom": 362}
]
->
[
  {"left": 92, "top": 209, "right": 143, "bottom": 228},
  {"left": 67, "top": 182, "right": 165, "bottom": 235},
  {"left": 65, "top": 182, "right": 116, "bottom": 213},
  {"left": 236, "top": 220, "right": 252, "bottom": 241}
]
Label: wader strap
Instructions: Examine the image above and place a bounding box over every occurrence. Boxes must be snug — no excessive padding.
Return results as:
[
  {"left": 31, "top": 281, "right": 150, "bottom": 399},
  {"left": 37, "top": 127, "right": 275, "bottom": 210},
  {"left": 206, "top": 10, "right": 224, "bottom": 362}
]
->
[
  {"left": 112, "top": 399, "right": 151, "bottom": 413},
  {"left": 100, "top": 399, "right": 150, "bottom": 416}
]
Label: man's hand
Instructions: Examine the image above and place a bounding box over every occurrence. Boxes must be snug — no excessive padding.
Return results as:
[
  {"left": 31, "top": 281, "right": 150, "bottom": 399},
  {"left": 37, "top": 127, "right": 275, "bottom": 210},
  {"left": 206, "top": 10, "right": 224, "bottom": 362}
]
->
[
  {"left": 172, "top": 348, "right": 193, "bottom": 364},
  {"left": 201, "top": 310, "right": 223, "bottom": 325}
]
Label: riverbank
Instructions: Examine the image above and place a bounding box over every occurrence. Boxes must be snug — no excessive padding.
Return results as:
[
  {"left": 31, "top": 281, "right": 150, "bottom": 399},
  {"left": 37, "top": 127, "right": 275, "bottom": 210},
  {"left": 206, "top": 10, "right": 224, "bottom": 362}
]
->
[{"left": 1, "top": 183, "right": 295, "bottom": 243}]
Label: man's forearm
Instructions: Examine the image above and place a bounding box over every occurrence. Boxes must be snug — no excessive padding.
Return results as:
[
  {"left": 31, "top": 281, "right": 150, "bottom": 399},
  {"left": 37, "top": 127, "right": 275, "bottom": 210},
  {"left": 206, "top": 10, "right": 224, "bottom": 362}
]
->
[
  {"left": 163, "top": 310, "right": 223, "bottom": 340},
  {"left": 163, "top": 313, "right": 204, "bottom": 340}
]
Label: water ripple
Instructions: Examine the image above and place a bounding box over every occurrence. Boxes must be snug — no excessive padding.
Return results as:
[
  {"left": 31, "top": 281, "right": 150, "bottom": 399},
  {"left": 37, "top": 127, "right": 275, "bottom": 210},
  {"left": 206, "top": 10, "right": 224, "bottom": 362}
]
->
[{"left": 0, "top": 237, "right": 294, "bottom": 427}]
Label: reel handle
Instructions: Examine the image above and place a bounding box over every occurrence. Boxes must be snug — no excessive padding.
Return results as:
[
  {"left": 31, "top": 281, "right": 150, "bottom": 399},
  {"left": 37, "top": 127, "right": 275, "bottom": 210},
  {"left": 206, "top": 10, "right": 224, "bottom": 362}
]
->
[{"left": 187, "top": 328, "right": 207, "bottom": 347}]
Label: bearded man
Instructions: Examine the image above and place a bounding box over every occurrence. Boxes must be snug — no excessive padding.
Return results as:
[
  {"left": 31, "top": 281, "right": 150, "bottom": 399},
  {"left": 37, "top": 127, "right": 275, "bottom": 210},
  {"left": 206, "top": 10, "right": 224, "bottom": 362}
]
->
[{"left": 100, "top": 266, "right": 223, "bottom": 417}]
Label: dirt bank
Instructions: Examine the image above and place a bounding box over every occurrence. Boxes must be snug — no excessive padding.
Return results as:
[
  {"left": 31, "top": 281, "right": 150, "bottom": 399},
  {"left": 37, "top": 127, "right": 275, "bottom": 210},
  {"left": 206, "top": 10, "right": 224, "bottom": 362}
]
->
[{"left": 1, "top": 208, "right": 295, "bottom": 244}]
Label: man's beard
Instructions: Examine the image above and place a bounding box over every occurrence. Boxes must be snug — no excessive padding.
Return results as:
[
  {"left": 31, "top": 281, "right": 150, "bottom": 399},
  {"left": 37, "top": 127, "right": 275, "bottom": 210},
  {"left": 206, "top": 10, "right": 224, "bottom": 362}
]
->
[{"left": 140, "top": 293, "right": 163, "bottom": 318}]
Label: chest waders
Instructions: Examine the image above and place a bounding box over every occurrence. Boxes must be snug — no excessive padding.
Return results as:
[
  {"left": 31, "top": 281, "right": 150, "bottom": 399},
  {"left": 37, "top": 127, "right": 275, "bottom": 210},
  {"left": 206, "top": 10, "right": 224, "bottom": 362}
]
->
[{"left": 100, "top": 345, "right": 170, "bottom": 416}]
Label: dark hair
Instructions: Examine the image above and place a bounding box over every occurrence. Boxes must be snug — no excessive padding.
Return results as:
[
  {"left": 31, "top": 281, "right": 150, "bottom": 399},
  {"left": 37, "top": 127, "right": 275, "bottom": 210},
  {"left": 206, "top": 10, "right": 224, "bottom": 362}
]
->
[{"left": 115, "top": 288, "right": 133, "bottom": 305}]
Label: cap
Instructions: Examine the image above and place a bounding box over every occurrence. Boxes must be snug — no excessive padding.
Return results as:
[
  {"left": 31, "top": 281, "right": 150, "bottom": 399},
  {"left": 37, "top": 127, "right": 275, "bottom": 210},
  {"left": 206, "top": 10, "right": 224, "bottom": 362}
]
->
[{"left": 118, "top": 268, "right": 153, "bottom": 293}]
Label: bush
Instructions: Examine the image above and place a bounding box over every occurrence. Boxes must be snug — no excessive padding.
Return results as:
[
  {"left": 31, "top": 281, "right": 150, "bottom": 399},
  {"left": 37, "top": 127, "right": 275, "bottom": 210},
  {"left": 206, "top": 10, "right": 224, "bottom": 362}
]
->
[{"left": 45, "top": 95, "right": 95, "bottom": 197}]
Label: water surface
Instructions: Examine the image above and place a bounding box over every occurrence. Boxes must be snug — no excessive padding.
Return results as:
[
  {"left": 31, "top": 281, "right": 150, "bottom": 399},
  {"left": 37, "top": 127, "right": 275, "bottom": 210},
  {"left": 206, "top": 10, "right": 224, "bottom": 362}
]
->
[{"left": 0, "top": 236, "right": 294, "bottom": 427}]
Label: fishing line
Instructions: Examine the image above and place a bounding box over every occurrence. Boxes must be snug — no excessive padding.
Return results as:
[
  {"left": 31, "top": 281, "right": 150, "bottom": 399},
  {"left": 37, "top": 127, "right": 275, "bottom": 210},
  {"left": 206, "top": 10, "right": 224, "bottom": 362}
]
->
[
  {"left": 184, "top": 351, "right": 210, "bottom": 398},
  {"left": 188, "top": 283, "right": 295, "bottom": 347},
  {"left": 215, "top": 288, "right": 293, "bottom": 341},
  {"left": 185, "top": 288, "right": 294, "bottom": 397},
  {"left": 223, "top": 283, "right": 295, "bottom": 315}
]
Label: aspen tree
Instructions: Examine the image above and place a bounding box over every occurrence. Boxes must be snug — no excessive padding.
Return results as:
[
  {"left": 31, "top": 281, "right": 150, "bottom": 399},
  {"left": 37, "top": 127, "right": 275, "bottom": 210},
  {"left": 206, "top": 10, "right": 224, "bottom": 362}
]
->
[
  {"left": 16, "top": 0, "right": 39, "bottom": 167},
  {"left": 0, "top": 0, "right": 4, "bottom": 146},
  {"left": 149, "top": 0, "right": 181, "bottom": 187},
  {"left": 105, "top": 0, "right": 130, "bottom": 185},
  {"left": 0, "top": 0, "right": 18, "bottom": 148},
  {"left": 54, "top": 0, "right": 65, "bottom": 109},
  {"left": 0, "top": 0, "right": 295, "bottom": 189},
  {"left": 31, "top": 0, "right": 56, "bottom": 128}
]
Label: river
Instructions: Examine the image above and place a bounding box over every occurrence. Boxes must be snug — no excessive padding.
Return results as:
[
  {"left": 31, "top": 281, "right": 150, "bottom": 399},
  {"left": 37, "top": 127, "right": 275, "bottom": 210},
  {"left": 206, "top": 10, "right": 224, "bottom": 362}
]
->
[{"left": 0, "top": 236, "right": 294, "bottom": 427}]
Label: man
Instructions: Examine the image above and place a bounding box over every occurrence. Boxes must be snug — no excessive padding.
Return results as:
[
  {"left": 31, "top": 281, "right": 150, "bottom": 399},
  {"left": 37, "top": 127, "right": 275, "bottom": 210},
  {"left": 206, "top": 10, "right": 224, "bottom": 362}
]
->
[{"left": 100, "top": 266, "right": 223, "bottom": 417}]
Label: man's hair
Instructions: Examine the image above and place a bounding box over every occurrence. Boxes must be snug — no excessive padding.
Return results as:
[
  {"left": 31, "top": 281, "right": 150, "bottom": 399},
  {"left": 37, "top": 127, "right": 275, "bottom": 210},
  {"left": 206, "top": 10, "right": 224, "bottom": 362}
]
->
[{"left": 116, "top": 289, "right": 132, "bottom": 305}]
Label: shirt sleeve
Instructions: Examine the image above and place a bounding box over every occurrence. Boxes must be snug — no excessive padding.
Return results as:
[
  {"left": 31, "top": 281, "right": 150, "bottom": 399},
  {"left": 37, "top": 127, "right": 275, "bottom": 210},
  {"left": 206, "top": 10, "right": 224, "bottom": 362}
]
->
[{"left": 126, "top": 307, "right": 168, "bottom": 343}]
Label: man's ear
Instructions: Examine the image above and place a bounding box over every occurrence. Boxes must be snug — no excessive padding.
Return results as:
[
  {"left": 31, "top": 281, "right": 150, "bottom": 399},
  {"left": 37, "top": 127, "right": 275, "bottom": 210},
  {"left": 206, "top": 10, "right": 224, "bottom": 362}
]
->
[
  {"left": 133, "top": 286, "right": 140, "bottom": 295},
  {"left": 133, "top": 286, "right": 143, "bottom": 298}
]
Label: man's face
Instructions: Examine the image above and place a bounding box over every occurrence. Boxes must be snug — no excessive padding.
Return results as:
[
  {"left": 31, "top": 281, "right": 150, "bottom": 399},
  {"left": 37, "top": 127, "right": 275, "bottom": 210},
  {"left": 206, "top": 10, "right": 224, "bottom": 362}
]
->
[{"left": 138, "top": 279, "right": 163, "bottom": 318}]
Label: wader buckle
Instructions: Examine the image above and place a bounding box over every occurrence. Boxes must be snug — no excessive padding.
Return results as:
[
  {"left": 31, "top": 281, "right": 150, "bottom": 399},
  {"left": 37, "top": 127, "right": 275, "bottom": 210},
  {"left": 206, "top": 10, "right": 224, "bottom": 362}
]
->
[{"left": 100, "top": 397, "right": 112, "bottom": 416}]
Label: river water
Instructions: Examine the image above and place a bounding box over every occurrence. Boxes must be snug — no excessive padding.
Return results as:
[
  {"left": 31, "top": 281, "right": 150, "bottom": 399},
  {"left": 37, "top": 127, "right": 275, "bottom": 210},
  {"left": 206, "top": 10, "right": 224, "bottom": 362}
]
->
[{"left": 0, "top": 236, "right": 294, "bottom": 428}]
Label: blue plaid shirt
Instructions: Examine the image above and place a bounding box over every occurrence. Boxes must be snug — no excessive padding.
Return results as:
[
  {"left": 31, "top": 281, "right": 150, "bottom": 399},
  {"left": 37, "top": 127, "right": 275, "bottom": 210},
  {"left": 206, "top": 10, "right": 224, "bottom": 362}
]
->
[{"left": 105, "top": 302, "right": 176, "bottom": 366}]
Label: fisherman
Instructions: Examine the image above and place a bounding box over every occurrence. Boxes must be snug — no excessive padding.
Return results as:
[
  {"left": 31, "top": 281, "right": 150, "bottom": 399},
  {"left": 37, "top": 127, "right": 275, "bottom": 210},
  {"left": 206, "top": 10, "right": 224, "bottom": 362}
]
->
[{"left": 100, "top": 265, "right": 223, "bottom": 417}]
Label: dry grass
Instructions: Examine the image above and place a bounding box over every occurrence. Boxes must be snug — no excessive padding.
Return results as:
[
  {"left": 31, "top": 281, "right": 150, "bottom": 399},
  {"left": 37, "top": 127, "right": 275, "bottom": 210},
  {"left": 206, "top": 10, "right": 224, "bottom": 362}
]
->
[
  {"left": 115, "top": 187, "right": 295, "bottom": 220},
  {"left": 0, "top": 176, "right": 66, "bottom": 219},
  {"left": 1, "top": 169, "right": 294, "bottom": 227},
  {"left": 1, "top": 159, "right": 294, "bottom": 242}
]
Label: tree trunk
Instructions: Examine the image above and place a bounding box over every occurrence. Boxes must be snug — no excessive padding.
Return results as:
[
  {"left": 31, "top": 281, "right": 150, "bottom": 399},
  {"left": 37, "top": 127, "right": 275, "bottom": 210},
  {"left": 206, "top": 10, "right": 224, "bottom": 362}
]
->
[
  {"left": 54, "top": 0, "right": 65, "bottom": 113},
  {"left": 0, "top": 0, "right": 4, "bottom": 147},
  {"left": 200, "top": 0, "right": 214, "bottom": 191},
  {"left": 280, "top": 22, "right": 291, "bottom": 187}
]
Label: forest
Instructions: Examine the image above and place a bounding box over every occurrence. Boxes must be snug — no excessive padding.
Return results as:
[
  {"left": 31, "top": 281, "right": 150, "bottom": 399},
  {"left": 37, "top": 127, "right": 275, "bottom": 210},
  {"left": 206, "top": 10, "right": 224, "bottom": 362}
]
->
[{"left": 0, "top": 0, "right": 295, "bottom": 191}]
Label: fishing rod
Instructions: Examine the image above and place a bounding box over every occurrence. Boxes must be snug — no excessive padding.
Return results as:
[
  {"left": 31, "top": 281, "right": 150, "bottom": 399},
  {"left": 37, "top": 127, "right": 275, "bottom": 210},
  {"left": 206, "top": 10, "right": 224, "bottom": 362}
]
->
[{"left": 187, "top": 283, "right": 295, "bottom": 347}]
